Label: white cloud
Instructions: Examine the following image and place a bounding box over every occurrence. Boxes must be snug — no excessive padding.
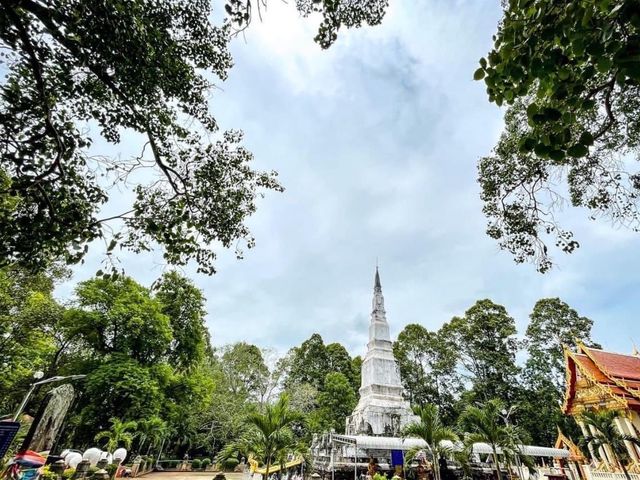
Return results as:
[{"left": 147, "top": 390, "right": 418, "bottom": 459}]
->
[{"left": 57, "top": 0, "right": 640, "bottom": 358}]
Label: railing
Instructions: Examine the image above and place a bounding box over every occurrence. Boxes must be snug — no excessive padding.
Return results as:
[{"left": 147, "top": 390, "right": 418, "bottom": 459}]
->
[
  {"left": 533, "top": 465, "right": 583, "bottom": 480},
  {"left": 583, "top": 466, "right": 640, "bottom": 480}
]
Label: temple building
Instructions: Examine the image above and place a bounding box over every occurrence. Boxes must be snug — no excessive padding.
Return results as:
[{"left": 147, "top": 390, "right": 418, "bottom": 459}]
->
[
  {"left": 345, "top": 268, "right": 418, "bottom": 436},
  {"left": 311, "top": 268, "right": 569, "bottom": 479},
  {"left": 563, "top": 342, "right": 640, "bottom": 470}
]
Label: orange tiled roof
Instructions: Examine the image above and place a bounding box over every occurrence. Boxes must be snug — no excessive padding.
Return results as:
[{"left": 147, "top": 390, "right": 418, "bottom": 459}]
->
[
  {"left": 573, "top": 353, "right": 610, "bottom": 383},
  {"left": 582, "top": 347, "right": 640, "bottom": 381}
]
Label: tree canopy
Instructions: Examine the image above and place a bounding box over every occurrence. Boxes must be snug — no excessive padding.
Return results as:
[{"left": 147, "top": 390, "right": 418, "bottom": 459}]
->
[
  {"left": 441, "top": 299, "right": 520, "bottom": 404},
  {"left": 0, "top": 0, "right": 284, "bottom": 274},
  {"left": 393, "top": 323, "right": 461, "bottom": 419},
  {"left": 310, "top": 372, "right": 356, "bottom": 434},
  {"left": 0, "top": 266, "right": 604, "bottom": 460},
  {"left": 477, "top": 0, "right": 640, "bottom": 271}
]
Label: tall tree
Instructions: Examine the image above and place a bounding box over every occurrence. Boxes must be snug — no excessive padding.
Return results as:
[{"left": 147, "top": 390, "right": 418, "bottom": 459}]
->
[
  {"left": 442, "top": 300, "right": 520, "bottom": 405},
  {"left": 476, "top": 0, "right": 640, "bottom": 271},
  {"left": 311, "top": 372, "right": 357, "bottom": 434},
  {"left": 203, "top": 359, "right": 256, "bottom": 454},
  {"left": 518, "top": 298, "right": 599, "bottom": 445},
  {"left": 71, "top": 355, "right": 164, "bottom": 446},
  {"left": 326, "top": 342, "right": 356, "bottom": 389},
  {"left": 0, "top": 266, "right": 67, "bottom": 413},
  {"left": 393, "top": 324, "right": 461, "bottom": 419},
  {"left": 524, "top": 298, "right": 598, "bottom": 390},
  {"left": 286, "top": 334, "right": 330, "bottom": 390},
  {"left": 219, "top": 342, "right": 270, "bottom": 400},
  {"left": 68, "top": 276, "right": 173, "bottom": 365},
  {"left": 154, "top": 271, "right": 210, "bottom": 370}
]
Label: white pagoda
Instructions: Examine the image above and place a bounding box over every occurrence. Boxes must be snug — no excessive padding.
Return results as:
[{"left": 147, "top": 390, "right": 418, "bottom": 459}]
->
[{"left": 345, "top": 268, "right": 418, "bottom": 436}]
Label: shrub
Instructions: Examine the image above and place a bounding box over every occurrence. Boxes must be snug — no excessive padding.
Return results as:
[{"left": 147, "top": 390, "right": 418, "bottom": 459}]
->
[
  {"left": 62, "top": 469, "right": 76, "bottom": 480},
  {"left": 106, "top": 464, "right": 118, "bottom": 478},
  {"left": 192, "top": 459, "right": 202, "bottom": 470},
  {"left": 169, "top": 460, "right": 180, "bottom": 469},
  {"left": 202, "top": 458, "right": 211, "bottom": 470},
  {"left": 214, "top": 474, "right": 227, "bottom": 480},
  {"left": 40, "top": 467, "right": 57, "bottom": 480},
  {"left": 223, "top": 458, "right": 238, "bottom": 471}
]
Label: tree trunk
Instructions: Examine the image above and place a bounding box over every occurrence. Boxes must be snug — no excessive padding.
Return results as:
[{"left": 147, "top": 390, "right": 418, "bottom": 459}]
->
[
  {"left": 493, "top": 449, "right": 502, "bottom": 480},
  {"left": 505, "top": 457, "right": 514, "bottom": 479},
  {"left": 618, "top": 457, "right": 631, "bottom": 480},
  {"left": 430, "top": 445, "right": 441, "bottom": 480}
]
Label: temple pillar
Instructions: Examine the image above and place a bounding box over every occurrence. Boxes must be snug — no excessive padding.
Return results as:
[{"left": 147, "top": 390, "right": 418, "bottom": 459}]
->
[
  {"left": 629, "top": 412, "right": 640, "bottom": 437},
  {"left": 615, "top": 416, "right": 640, "bottom": 462},
  {"left": 588, "top": 424, "right": 614, "bottom": 467},
  {"left": 578, "top": 421, "right": 601, "bottom": 465}
]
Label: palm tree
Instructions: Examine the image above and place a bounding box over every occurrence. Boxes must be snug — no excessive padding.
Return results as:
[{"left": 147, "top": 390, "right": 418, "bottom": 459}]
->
[
  {"left": 273, "top": 429, "right": 310, "bottom": 477},
  {"left": 458, "top": 400, "right": 523, "bottom": 480},
  {"left": 95, "top": 417, "right": 138, "bottom": 452},
  {"left": 452, "top": 434, "right": 475, "bottom": 480},
  {"left": 136, "top": 417, "right": 168, "bottom": 454},
  {"left": 581, "top": 409, "right": 640, "bottom": 480},
  {"left": 244, "top": 394, "right": 304, "bottom": 480},
  {"left": 402, "top": 404, "right": 458, "bottom": 480}
]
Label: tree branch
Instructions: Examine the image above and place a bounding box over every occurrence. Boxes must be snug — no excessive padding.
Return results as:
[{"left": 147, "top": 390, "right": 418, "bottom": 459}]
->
[
  {"left": 2, "top": 0, "right": 66, "bottom": 187},
  {"left": 17, "top": 0, "right": 190, "bottom": 200}
]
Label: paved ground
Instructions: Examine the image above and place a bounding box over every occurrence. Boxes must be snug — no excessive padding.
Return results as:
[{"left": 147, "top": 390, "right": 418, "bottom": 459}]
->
[{"left": 144, "top": 472, "right": 246, "bottom": 480}]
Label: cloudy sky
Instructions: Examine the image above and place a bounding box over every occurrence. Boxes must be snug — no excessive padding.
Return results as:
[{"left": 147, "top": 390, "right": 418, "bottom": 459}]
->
[{"left": 58, "top": 0, "right": 640, "bottom": 358}]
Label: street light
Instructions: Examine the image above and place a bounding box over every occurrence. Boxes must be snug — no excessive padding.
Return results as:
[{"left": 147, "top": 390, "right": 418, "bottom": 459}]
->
[
  {"left": 500, "top": 407, "right": 524, "bottom": 480},
  {"left": 13, "top": 374, "right": 86, "bottom": 421}
]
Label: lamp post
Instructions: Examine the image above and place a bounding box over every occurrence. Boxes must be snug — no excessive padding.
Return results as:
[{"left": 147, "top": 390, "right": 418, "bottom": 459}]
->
[
  {"left": 13, "top": 373, "right": 86, "bottom": 421},
  {"left": 500, "top": 407, "right": 524, "bottom": 480}
]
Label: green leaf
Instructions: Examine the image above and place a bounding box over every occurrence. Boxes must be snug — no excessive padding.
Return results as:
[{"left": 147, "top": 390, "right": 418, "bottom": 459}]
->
[
  {"left": 474, "top": 68, "right": 486, "bottom": 80},
  {"left": 579, "top": 131, "right": 594, "bottom": 146},
  {"left": 567, "top": 144, "right": 589, "bottom": 157},
  {"left": 549, "top": 149, "right": 566, "bottom": 161},
  {"left": 543, "top": 107, "right": 562, "bottom": 121},
  {"left": 597, "top": 57, "right": 613, "bottom": 73},
  {"left": 534, "top": 143, "right": 551, "bottom": 157},
  {"left": 519, "top": 137, "right": 537, "bottom": 152},
  {"left": 532, "top": 113, "right": 547, "bottom": 124}
]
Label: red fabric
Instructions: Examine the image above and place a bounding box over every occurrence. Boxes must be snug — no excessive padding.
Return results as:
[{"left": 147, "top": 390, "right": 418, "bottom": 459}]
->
[{"left": 14, "top": 450, "right": 45, "bottom": 467}]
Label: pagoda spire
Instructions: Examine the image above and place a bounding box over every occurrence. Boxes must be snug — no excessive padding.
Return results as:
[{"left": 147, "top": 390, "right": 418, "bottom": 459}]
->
[
  {"left": 346, "top": 265, "right": 418, "bottom": 435},
  {"left": 369, "top": 267, "right": 389, "bottom": 342}
]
